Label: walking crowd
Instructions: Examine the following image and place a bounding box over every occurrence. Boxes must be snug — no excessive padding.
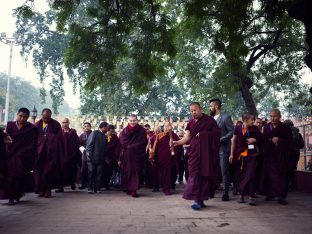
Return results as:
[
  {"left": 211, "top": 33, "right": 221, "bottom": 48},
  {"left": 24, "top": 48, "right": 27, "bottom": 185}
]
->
[{"left": 0, "top": 99, "right": 305, "bottom": 210}]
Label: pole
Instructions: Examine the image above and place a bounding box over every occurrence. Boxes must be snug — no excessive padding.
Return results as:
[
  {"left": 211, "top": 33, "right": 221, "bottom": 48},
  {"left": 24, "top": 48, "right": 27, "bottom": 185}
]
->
[{"left": 4, "top": 41, "right": 13, "bottom": 124}]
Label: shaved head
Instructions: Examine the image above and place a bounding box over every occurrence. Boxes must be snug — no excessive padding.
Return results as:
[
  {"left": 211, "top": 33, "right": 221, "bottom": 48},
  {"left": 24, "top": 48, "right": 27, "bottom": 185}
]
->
[{"left": 62, "top": 117, "right": 70, "bottom": 130}]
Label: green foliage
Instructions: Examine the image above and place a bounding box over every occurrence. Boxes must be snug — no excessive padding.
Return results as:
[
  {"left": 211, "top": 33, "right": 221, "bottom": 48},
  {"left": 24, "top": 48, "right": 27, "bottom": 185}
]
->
[
  {"left": 0, "top": 73, "right": 72, "bottom": 120},
  {"left": 13, "top": 0, "right": 310, "bottom": 118},
  {"left": 80, "top": 62, "right": 190, "bottom": 117}
]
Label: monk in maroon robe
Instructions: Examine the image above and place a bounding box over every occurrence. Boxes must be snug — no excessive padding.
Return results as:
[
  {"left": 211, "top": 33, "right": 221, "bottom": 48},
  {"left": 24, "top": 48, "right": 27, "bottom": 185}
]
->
[
  {"left": 0, "top": 128, "right": 8, "bottom": 200},
  {"left": 34, "top": 108, "right": 63, "bottom": 198},
  {"left": 56, "top": 118, "right": 80, "bottom": 192},
  {"left": 173, "top": 102, "right": 221, "bottom": 210},
  {"left": 230, "top": 113, "right": 262, "bottom": 206},
  {"left": 3, "top": 108, "right": 37, "bottom": 205},
  {"left": 119, "top": 114, "right": 148, "bottom": 197},
  {"left": 150, "top": 123, "right": 182, "bottom": 195},
  {"left": 260, "top": 109, "right": 293, "bottom": 205},
  {"left": 102, "top": 125, "right": 120, "bottom": 190},
  {"left": 148, "top": 126, "right": 161, "bottom": 192}
]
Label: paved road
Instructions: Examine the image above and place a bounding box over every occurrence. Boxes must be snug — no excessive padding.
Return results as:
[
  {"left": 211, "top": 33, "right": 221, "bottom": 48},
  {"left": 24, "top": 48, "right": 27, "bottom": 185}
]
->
[{"left": 0, "top": 184, "right": 311, "bottom": 234}]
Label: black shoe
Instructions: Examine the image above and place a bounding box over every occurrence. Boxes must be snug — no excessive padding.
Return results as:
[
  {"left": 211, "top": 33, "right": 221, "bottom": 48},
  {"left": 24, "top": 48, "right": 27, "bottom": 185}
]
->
[
  {"left": 55, "top": 187, "right": 64, "bottom": 193},
  {"left": 78, "top": 186, "right": 86, "bottom": 190},
  {"left": 265, "top": 196, "right": 274, "bottom": 201},
  {"left": 222, "top": 194, "right": 229, "bottom": 201},
  {"left": 7, "top": 199, "right": 15, "bottom": 206},
  {"left": 71, "top": 183, "right": 76, "bottom": 190},
  {"left": 152, "top": 188, "right": 159, "bottom": 192},
  {"left": 199, "top": 201, "right": 207, "bottom": 208},
  {"left": 278, "top": 199, "right": 288, "bottom": 205},
  {"left": 105, "top": 187, "right": 111, "bottom": 191}
]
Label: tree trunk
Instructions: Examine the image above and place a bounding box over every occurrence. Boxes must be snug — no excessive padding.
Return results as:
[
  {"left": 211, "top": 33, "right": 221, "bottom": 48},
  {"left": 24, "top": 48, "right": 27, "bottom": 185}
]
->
[{"left": 240, "top": 80, "right": 258, "bottom": 116}]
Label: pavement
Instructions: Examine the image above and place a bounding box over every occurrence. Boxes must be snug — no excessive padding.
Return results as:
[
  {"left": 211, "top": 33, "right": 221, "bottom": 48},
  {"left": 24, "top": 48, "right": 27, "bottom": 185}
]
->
[{"left": 0, "top": 184, "right": 311, "bottom": 234}]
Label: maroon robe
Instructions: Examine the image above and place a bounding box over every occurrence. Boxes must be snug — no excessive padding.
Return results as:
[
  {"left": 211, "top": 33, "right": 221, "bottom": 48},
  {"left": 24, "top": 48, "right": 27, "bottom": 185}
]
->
[
  {"left": 0, "top": 129, "right": 7, "bottom": 199},
  {"left": 102, "top": 134, "right": 120, "bottom": 188},
  {"left": 234, "top": 125, "right": 262, "bottom": 196},
  {"left": 183, "top": 114, "right": 221, "bottom": 201},
  {"left": 4, "top": 121, "right": 37, "bottom": 199},
  {"left": 107, "top": 134, "right": 120, "bottom": 162},
  {"left": 154, "top": 132, "right": 182, "bottom": 191},
  {"left": 260, "top": 122, "right": 293, "bottom": 198},
  {"left": 34, "top": 118, "right": 63, "bottom": 192},
  {"left": 61, "top": 128, "right": 81, "bottom": 186},
  {"left": 148, "top": 133, "right": 159, "bottom": 189},
  {"left": 119, "top": 125, "right": 148, "bottom": 191}
]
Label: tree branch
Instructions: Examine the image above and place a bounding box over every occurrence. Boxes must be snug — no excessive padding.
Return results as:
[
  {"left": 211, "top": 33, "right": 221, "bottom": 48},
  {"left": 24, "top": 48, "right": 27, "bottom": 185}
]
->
[{"left": 247, "top": 28, "right": 283, "bottom": 71}]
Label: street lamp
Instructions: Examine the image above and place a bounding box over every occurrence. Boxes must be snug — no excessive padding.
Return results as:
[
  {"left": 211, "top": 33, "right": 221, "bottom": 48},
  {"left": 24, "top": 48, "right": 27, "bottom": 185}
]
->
[
  {"left": 0, "top": 32, "right": 20, "bottom": 124},
  {"left": 31, "top": 106, "right": 37, "bottom": 124}
]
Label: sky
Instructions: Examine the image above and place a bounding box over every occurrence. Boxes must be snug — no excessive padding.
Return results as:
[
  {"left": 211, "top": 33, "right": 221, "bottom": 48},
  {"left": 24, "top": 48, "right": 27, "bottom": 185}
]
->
[{"left": 0, "top": 0, "right": 81, "bottom": 109}]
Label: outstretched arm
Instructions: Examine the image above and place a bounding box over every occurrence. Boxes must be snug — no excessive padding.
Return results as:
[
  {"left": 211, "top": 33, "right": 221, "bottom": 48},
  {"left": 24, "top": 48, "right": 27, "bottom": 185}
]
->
[{"left": 173, "top": 130, "right": 191, "bottom": 146}]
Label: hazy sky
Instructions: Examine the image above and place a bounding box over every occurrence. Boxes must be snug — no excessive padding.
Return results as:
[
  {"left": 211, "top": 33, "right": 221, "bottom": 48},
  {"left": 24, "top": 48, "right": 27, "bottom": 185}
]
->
[{"left": 0, "top": 0, "right": 80, "bottom": 109}]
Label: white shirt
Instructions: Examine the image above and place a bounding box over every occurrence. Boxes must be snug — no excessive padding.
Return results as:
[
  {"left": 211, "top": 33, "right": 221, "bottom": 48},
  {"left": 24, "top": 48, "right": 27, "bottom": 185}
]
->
[{"left": 214, "top": 114, "right": 220, "bottom": 120}]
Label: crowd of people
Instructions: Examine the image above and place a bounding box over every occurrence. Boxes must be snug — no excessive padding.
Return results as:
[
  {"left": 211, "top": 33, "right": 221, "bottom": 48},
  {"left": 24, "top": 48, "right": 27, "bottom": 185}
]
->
[{"left": 0, "top": 99, "right": 304, "bottom": 210}]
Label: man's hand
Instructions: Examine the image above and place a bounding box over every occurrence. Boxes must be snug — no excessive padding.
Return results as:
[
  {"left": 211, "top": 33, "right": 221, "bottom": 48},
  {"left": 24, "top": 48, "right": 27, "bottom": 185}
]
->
[
  {"left": 247, "top": 138, "right": 257, "bottom": 144},
  {"left": 272, "top": 137, "right": 279, "bottom": 145},
  {"left": 118, "top": 161, "right": 121, "bottom": 166},
  {"left": 4, "top": 135, "right": 13, "bottom": 144},
  {"left": 229, "top": 154, "right": 234, "bottom": 164},
  {"left": 172, "top": 141, "right": 179, "bottom": 147}
]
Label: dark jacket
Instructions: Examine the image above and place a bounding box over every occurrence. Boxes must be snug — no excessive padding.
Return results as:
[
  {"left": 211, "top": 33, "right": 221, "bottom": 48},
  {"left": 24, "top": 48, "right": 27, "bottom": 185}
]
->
[
  {"left": 215, "top": 113, "right": 234, "bottom": 155},
  {"left": 85, "top": 130, "right": 107, "bottom": 164}
]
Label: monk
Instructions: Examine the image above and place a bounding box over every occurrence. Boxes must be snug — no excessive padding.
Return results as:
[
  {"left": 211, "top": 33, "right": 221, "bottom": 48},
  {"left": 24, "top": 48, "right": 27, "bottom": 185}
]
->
[
  {"left": 102, "top": 125, "right": 120, "bottom": 190},
  {"left": 173, "top": 102, "right": 221, "bottom": 210},
  {"left": 148, "top": 126, "right": 161, "bottom": 192},
  {"left": 0, "top": 128, "right": 10, "bottom": 200},
  {"left": 78, "top": 122, "right": 92, "bottom": 189},
  {"left": 141, "top": 124, "right": 154, "bottom": 186},
  {"left": 2, "top": 108, "right": 37, "bottom": 205},
  {"left": 255, "top": 118, "right": 263, "bottom": 132},
  {"left": 150, "top": 123, "right": 182, "bottom": 195},
  {"left": 56, "top": 118, "right": 81, "bottom": 192},
  {"left": 230, "top": 113, "right": 262, "bottom": 206},
  {"left": 260, "top": 109, "right": 293, "bottom": 205},
  {"left": 34, "top": 108, "right": 63, "bottom": 198},
  {"left": 119, "top": 114, "right": 147, "bottom": 197}
]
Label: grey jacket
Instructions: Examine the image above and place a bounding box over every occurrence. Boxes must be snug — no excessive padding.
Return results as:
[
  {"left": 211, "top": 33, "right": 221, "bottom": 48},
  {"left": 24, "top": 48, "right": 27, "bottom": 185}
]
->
[
  {"left": 86, "top": 130, "right": 107, "bottom": 164},
  {"left": 215, "top": 113, "right": 234, "bottom": 154}
]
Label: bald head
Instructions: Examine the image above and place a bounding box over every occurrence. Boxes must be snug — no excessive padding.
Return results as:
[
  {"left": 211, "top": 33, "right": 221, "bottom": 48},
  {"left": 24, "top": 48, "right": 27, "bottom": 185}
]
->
[
  {"left": 163, "top": 122, "right": 172, "bottom": 133},
  {"left": 189, "top": 102, "right": 203, "bottom": 120},
  {"left": 154, "top": 126, "right": 161, "bottom": 135},
  {"left": 62, "top": 117, "right": 70, "bottom": 130}
]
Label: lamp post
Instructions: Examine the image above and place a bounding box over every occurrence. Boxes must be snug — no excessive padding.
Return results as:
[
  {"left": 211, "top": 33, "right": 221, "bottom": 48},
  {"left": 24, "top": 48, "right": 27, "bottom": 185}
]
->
[
  {"left": 0, "top": 32, "right": 20, "bottom": 124},
  {"left": 31, "top": 106, "right": 38, "bottom": 124}
]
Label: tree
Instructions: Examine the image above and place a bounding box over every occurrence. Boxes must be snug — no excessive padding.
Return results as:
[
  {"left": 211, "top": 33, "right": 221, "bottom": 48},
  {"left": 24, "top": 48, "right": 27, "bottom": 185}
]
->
[
  {"left": 0, "top": 73, "right": 72, "bottom": 121},
  {"left": 14, "top": 0, "right": 310, "bottom": 117},
  {"left": 80, "top": 61, "right": 190, "bottom": 117}
]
